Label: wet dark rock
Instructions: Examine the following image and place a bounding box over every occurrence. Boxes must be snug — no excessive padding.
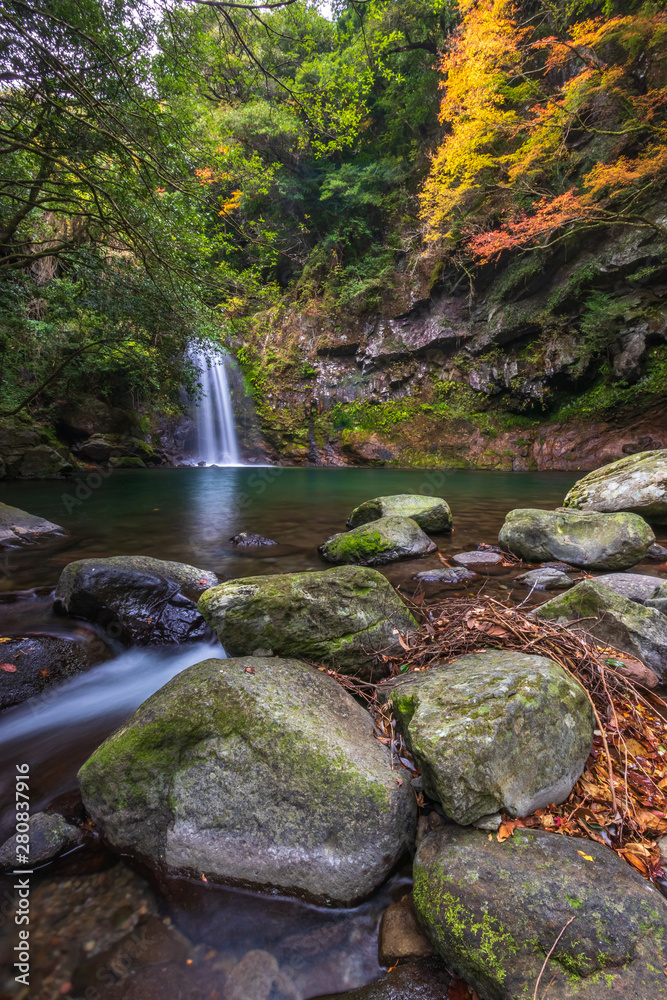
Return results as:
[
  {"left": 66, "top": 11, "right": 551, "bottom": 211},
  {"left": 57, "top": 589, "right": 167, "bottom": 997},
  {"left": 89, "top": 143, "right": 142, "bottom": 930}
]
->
[
  {"left": 54, "top": 559, "right": 211, "bottom": 645},
  {"left": 379, "top": 893, "right": 433, "bottom": 966},
  {"left": 647, "top": 542, "right": 667, "bottom": 560},
  {"left": 414, "top": 825, "right": 667, "bottom": 999},
  {"left": 56, "top": 555, "right": 218, "bottom": 602},
  {"left": 313, "top": 960, "right": 451, "bottom": 999},
  {"left": 79, "top": 655, "right": 417, "bottom": 905},
  {"left": 536, "top": 580, "right": 667, "bottom": 680},
  {"left": 513, "top": 567, "right": 572, "bottom": 590},
  {"left": 0, "top": 633, "right": 111, "bottom": 710},
  {"left": 0, "top": 812, "right": 84, "bottom": 871},
  {"left": 381, "top": 651, "right": 593, "bottom": 825},
  {"left": 198, "top": 565, "right": 416, "bottom": 677},
  {"left": 499, "top": 508, "right": 655, "bottom": 569},
  {"left": 413, "top": 566, "right": 477, "bottom": 585},
  {"left": 0, "top": 501, "right": 65, "bottom": 546},
  {"left": 230, "top": 531, "right": 278, "bottom": 546},
  {"left": 72, "top": 433, "right": 159, "bottom": 466}
]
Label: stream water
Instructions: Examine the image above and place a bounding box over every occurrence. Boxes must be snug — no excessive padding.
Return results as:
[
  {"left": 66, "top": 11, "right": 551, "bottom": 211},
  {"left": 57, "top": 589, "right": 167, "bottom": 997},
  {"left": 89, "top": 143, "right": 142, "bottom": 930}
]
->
[{"left": 1, "top": 466, "right": 664, "bottom": 999}]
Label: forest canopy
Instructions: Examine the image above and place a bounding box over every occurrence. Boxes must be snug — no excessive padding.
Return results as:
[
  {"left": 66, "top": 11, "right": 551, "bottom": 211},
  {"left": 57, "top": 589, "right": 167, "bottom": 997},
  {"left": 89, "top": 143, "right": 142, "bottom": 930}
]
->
[{"left": 0, "top": 0, "right": 665, "bottom": 418}]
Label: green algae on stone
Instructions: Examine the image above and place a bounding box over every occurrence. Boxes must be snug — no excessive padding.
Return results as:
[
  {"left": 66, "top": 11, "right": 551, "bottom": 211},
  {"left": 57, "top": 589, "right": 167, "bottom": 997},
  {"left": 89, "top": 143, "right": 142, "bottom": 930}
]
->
[
  {"left": 563, "top": 450, "right": 667, "bottom": 524},
  {"left": 346, "top": 494, "right": 452, "bottom": 533},
  {"left": 78, "top": 656, "right": 416, "bottom": 904},
  {"left": 379, "top": 651, "right": 593, "bottom": 825},
  {"left": 319, "top": 516, "right": 436, "bottom": 567},
  {"left": 499, "top": 508, "right": 654, "bottom": 569},
  {"left": 535, "top": 580, "right": 667, "bottom": 681},
  {"left": 413, "top": 825, "right": 667, "bottom": 999},
  {"left": 198, "top": 564, "right": 416, "bottom": 677}
]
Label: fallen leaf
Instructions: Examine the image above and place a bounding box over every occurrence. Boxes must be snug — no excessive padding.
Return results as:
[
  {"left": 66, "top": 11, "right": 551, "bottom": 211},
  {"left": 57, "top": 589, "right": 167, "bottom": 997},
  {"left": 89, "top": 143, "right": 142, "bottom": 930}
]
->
[
  {"left": 497, "top": 820, "right": 516, "bottom": 843},
  {"left": 244, "top": 666, "right": 255, "bottom": 674},
  {"left": 577, "top": 850, "right": 594, "bottom": 862},
  {"left": 0, "top": 663, "right": 16, "bottom": 672}
]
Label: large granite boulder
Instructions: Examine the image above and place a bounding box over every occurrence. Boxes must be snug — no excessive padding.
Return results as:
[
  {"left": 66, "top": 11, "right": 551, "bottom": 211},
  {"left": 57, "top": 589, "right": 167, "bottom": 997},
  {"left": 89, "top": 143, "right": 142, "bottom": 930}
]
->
[
  {"left": 563, "top": 449, "right": 667, "bottom": 523},
  {"left": 78, "top": 656, "right": 417, "bottom": 904},
  {"left": 198, "top": 565, "right": 416, "bottom": 677},
  {"left": 414, "top": 825, "right": 667, "bottom": 999},
  {"left": 535, "top": 580, "right": 667, "bottom": 680},
  {"left": 346, "top": 495, "right": 452, "bottom": 533},
  {"left": 0, "top": 502, "right": 65, "bottom": 546},
  {"left": 55, "top": 559, "right": 211, "bottom": 645},
  {"left": 590, "top": 572, "right": 662, "bottom": 602},
  {"left": 381, "top": 651, "right": 593, "bottom": 825},
  {"left": 319, "top": 517, "right": 436, "bottom": 567},
  {"left": 498, "top": 508, "right": 654, "bottom": 569},
  {"left": 0, "top": 633, "right": 111, "bottom": 710}
]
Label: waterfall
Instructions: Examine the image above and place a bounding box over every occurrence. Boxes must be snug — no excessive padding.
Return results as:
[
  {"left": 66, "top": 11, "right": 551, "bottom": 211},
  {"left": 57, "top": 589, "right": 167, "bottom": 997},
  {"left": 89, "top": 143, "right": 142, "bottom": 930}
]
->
[{"left": 190, "top": 348, "right": 241, "bottom": 466}]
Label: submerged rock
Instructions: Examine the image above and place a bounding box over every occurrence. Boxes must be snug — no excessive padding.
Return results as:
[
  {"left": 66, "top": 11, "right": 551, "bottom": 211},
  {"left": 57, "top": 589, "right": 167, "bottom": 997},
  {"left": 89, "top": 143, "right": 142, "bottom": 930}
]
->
[
  {"left": 313, "top": 960, "right": 451, "bottom": 999},
  {"left": 198, "top": 565, "right": 415, "bottom": 677},
  {"left": 513, "top": 567, "right": 572, "bottom": 590},
  {"left": 499, "top": 508, "right": 654, "bottom": 569},
  {"left": 451, "top": 551, "right": 503, "bottom": 571},
  {"left": 0, "top": 633, "right": 111, "bottom": 710},
  {"left": 78, "top": 656, "right": 417, "bottom": 904},
  {"left": 381, "top": 651, "right": 593, "bottom": 825},
  {"left": 563, "top": 449, "right": 667, "bottom": 523},
  {"left": 379, "top": 893, "right": 433, "bottom": 966},
  {"left": 230, "top": 531, "right": 277, "bottom": 546},
  {"left": 413, "top": 566, "right": 477, "bottom": 585},
  {"left": 413, "top": 825, "right": 667, "bottom": 999},
  {"left": 55, "top": 559, "right": 211, "bottom": 645},
  {"left": 319, "top": 516, "right": 436, "bottom": 567},
  {"left": 0, "top": 501, "right": 65, "bottom": 546},
  {"left": 346, "top": 495, "right": 452, "bottom": 533},
  {"left": 0, "top": 812, "right": 84, "bottom": 871},
  {"left": 536, "top": 580, "right": 667, "bottom": 679}
]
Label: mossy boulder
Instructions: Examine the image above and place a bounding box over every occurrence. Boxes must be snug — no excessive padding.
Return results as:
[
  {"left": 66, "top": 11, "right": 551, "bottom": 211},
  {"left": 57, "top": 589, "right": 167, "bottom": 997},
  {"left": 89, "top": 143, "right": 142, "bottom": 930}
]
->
[
  {"left": 499, "top": 508, "right": 654, "bottom": 569},
  {"left": 380, "top": 651, "right": 593, "bottom": 825},
  {"left": 319, "top": 516, "right": 436, "bottom": 567},
  {"left": 563, "top": 449, "right": 667, "bottom": 523},
  {"left": 535, "top": 580, "right": 667, "bottom": 680},
  {"left": 0, "top": 501, "right": 65, "bottom": 546},
  {"left": 413, "top": 825, "right": 667, "bottom": 999},
  {"left": 590, "top": 572, "right": 662, "bottom": 602},
  {"left": 198, "top": 565, "right": 415, "bottom": 678},
  {"left": 347, "top": 495, "right": 452, "bottom": 533},
  {"left": 55, "top": 558, "right": 212, "bottom": 645},
  {"left": 78, "top": 656, "right": 417, "bottom": 904}
]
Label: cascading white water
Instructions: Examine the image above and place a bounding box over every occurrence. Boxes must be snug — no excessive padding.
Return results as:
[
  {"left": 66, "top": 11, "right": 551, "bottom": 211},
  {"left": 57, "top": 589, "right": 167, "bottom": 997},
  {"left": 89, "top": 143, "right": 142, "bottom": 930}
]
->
[{"left": 190, "top": 348, "right": 241, "bottom": 466}]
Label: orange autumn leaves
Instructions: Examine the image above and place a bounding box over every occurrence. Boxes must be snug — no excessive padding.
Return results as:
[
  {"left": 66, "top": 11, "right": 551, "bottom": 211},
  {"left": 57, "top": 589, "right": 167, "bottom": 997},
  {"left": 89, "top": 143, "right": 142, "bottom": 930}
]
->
[{"left": 420, "top": 3, "right": 667, "bottom": 258}]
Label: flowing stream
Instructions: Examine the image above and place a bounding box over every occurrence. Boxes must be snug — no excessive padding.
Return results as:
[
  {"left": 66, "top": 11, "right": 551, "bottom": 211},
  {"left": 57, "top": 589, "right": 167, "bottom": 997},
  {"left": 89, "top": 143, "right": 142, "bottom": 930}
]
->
[{"left": 189, "top": 347, "right": 241, "bottom": 466}]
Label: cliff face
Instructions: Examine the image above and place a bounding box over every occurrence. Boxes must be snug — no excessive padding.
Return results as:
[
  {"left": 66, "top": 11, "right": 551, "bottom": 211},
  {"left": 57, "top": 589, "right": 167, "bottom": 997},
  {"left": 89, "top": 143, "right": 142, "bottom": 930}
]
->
[{"left": 234, "top": 216, "right": 667, "bottom": 471}]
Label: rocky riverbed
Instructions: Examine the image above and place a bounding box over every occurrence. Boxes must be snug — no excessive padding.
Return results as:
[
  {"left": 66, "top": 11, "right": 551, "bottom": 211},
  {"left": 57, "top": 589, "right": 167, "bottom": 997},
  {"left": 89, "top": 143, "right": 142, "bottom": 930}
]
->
[{"left": 3, "top": 453, "right": 667, "bottom": 999}]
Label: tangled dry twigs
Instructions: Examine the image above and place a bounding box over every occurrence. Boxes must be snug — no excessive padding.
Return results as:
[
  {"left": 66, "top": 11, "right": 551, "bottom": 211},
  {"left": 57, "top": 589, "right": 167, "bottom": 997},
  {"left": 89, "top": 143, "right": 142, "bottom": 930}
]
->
[{"left": 331, "top": 595, "right": 667, "bottom": 890}]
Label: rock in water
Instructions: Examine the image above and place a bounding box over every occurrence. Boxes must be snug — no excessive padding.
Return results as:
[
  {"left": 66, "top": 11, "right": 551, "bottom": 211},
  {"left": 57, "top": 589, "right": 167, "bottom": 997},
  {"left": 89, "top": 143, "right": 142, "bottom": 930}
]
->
[
  {"left": 513, "top": 567, "right": 572, "bottom": 590},
  {"left": 313, "top": 961, "right": 451, "bottom": 999},
  {"left": 535, "top": 580, "right": 667, "bottom": 680},
  {"left": 230, "top": 532, "right": 277, "bottom": 546},
  {"left": 319, "top": 516, "right": 436, "bottom": 567},
  {"left": 55, "top": 560, "right": 211, "bottom": 645},
  {"left": 499, "top": 508, "right": 654, "bottom": 569},
  {"left": 413, "top": 825, "right": 667, "bottom": 999},
  {"left": 78, "top": 656, "right": 416, "bottom": 904},
  {"left": 198, "top": 565, "right": 416, "bottom": 677},
  {"left": 380, "top": 651, "right": 593, "bottom": 825},
  {"left": 563, "top": 449, "right": 667, "bottom": 523},
  {"left": 0, "top": 502, "right": 65, "bottom": 546},
  {"left": 56, "top": 555, "right": 218, "bottom": 602},
  {"left": 413, "top": 566, "right": 477, "bottom": 585},
  {"left": 0, "top": 812, "right": 84, "bottom": 871},
  {"left": 0, "top": 633, "right": 111, "bottom": 710},
  {"left": 346, "top": 495, "right": 452, "bottom": 533}
]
